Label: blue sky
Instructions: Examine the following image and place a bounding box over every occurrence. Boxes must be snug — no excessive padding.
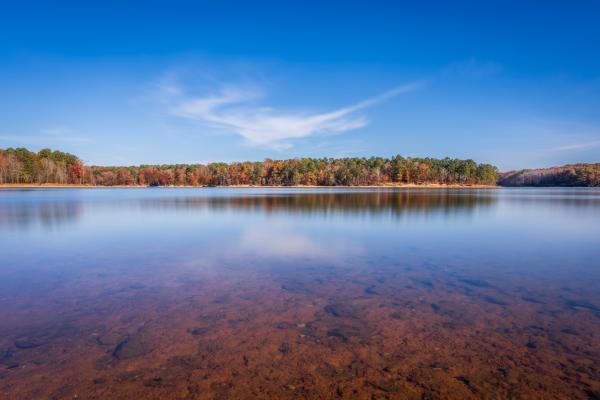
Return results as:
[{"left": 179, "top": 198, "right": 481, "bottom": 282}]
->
[{"left": 1, "top": 1, "right": 599, "bottom": 170}]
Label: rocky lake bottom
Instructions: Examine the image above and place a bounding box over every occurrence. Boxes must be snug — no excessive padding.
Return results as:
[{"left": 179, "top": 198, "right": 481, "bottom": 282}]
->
[{"left": 0, "top": 188, "right": 599, "bottom": 399}]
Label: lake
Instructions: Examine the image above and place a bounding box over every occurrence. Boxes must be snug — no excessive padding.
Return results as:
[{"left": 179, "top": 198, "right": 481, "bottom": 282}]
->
[{"left": 0, "top": 188, "right": 599, "bottom": 399}]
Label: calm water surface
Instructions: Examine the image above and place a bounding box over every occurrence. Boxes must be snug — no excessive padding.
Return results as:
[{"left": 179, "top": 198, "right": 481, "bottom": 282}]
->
[{"left": 0, "top": 188, "right": 599, "bottom": 399}]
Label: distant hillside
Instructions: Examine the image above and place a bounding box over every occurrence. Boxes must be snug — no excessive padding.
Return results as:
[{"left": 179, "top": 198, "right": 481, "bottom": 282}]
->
[{"left": 499, "top": 163, "right": 600, "bottom": 187}]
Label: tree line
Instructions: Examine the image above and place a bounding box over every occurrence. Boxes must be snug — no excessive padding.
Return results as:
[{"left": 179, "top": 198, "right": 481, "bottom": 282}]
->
[
  {"left": 498, "top": 164, "right": 600, "bottom": 187},
  {"left": 1, "top": 147, "right": 499, "bottom": 186}
]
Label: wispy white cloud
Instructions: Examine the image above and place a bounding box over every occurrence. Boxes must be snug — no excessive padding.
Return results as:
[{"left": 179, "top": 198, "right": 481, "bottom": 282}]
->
[
  {"left": 168, "top": 81, "right": 425, "bottom": 149},
  {"left": 150, "top": 70, "right": 185, "bottom": 103},
  {"left": 550, "top": 140, "right": 600, "bottom": 152},
  {"left": 0, "top": 127, "right": 90, "bottom": 146},
  {"left": 499, "top": 118, "right": 600, "bottom": 153},
  {"left": 0, "top": 135, "right": 24, "bottom": 142},
  {"left": 40, "top": 127, "right": 90, "bottom": 143}
]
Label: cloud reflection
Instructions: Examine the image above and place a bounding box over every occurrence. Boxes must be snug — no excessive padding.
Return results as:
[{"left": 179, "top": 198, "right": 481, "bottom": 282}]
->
[{"left": 238, "top": 227, "right": 361, "bottom": 262}]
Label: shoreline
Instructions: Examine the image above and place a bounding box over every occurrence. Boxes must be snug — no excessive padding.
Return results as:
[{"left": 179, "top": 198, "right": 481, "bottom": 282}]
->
[{"left": 0, "top": 183, "right": 498, "bottom": 189}]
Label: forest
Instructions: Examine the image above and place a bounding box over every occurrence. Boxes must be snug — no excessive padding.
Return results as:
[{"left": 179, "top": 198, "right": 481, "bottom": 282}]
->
[
  {"left": 0, "top": 147, "right": 499, "bottom": 186},
  {"left": 499, "top": 164, "right": 600, "bottom": 187}
]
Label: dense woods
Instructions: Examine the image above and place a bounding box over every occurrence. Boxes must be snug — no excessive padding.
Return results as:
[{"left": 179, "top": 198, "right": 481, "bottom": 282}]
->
[
  {"left": 499, "top": 164, "right": 600, "bottom": 187},
  {"left": 0, "top": 147, "right": 499, "bottom": 186},
  {"left": 0, "top": 147, "right": 84, "bottom": 185}
]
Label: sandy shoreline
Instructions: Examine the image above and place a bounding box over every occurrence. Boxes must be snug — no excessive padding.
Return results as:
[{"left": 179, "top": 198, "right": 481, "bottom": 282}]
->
[{"left": 0, "top": 183, "right": 498, "bottom": 189}]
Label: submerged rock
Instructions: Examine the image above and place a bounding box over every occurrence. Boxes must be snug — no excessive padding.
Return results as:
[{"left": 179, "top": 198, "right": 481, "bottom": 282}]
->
[
  {"left": 521, "top": 296, "right": 545, "bottom": 304},
  {"left": 389, "top": 312, "right": 403, "bottom": 320},
  {"left": 560, "top": 328, "right": 578, "bottom": 335},
  {"left": 483, "top": 296, "right": 507, "bottom": 306},
  {"left": 326, "top": 329, "right": 349, "bottom": 341},
  {"left": 455, "top": 375, "right": 473, "bottom": 388},
  {"left": 187, "top": 327, "right": 210, "bottom": 336},
  {"left": 1, "top": 347, "right": 14, "bottom": 361},
  {"left": 128, "top": 283, "right": 145, "bottom": 290},
  {"left": 364, "top": 285, "right": 379, "bottom": 295},
  {"left": 459, "top": 278, "right": 489, "bottom": 287},
  {"left": 365, "top": 379, "right": 402, "bottom": 393},
  {"left": 275, "top": 322, "right": 296, "bottom": 330},
  {"left": 97, "top": 332, "right": 128, "bottom": 346},
  {"left": 278, "top": 343, "right": 290, "bottom": 354},
  {"left": 14, "top": 338, "right": 43, "bottom": 349},
  {"left": 412, "top": 278, "right": 434, "bottom": 289},
  {"left": 144, "top": 377, "right": 163, "bottom": 387},
  {"left": 112, "top": 337, "right": 147, "bottom": 360},
  {"left": 324, "top": 303, "right": 360, "bottom": 318},
  {"left": 6, "top": 362, "right": 19, "bottom": 369},
  {"left": 566, "top": 300, "right": 600, "bottom": 312},
  {"left": 584, "top": 389, "right": 600, "bottom": 400},
  {"left": 526, "top": 337, "right": 537, "bottom": 349}
]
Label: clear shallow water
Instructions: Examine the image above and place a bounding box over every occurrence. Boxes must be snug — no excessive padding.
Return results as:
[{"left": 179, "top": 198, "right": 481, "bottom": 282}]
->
[{"left": 0, "top": 188, "right": 599, "bottom": 399}]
